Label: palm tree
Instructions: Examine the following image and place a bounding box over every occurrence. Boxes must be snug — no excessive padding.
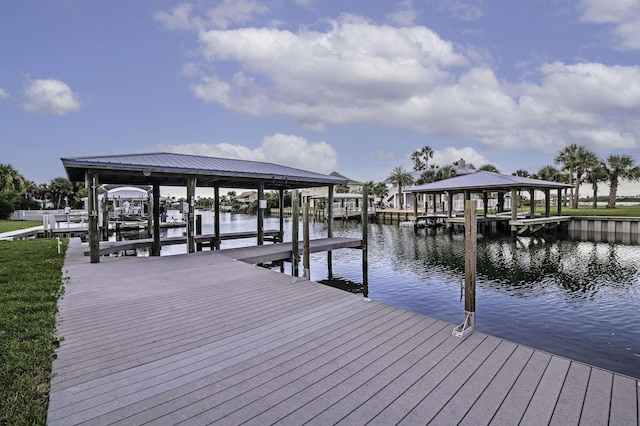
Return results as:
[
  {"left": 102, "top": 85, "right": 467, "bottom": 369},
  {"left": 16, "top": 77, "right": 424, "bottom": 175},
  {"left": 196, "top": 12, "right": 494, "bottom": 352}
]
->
[
  {"left": 386, "top": 166, "right": 414, "bottom": 209},
  {"left": 410, "top": 146, "right": 434, "bottom": 171},
  {"left": 372, "top": 182, "right": 389, "bottom": 206},
  {"left": 48, "top": 177, "right": 74, "bottom": 209},
  {"left": 555, "top": 144, "right": 578, "bottom": 207},
  {"left": 513, "top": 169, "right": 530, "bottom": 177},
  {"left": 478, "top": 164, "right": 500, "bottom": 173},
  {"left": 416, "top": 168, "right": 437, "bottom": 185},
  {"left": 584, "top": 163, "right": 608, "bottom": 208},
  {"left": 436, "top": 165, "right": 456, "bottom": 181},
  {"left": 0, "top": 164, "right": 26, "bottom": 193},
  {"left": 603, "top": 155, "right": 640, "bottom": 208},
  {"left": 536, "top": 165, "right": 561, "bottom": 182},
  {"left": 572, "top": 147, "right": 599, "bottom": 209}
]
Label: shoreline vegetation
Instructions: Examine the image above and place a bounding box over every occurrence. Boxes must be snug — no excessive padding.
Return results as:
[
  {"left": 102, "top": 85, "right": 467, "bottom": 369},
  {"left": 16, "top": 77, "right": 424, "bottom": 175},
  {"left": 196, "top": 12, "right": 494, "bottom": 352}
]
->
[{"left": 0, "top": 238, "right": 67, "bottom": 425}]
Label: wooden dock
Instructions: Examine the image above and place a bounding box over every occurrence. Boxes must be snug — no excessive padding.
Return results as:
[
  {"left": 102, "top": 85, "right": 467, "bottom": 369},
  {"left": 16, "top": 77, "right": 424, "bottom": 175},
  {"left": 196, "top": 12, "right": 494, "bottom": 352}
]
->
[
  {"left": 84, "top": 230, "right": 284, "bottom": 256},
  {"left": 48, "top": 239, "right": 639, "bottom": 425}
]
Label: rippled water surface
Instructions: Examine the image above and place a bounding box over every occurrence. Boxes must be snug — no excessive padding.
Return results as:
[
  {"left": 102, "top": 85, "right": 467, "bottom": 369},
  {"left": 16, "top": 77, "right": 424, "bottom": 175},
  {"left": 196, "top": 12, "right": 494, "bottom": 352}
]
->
[{"left": 133, "top": 212, "right": 640, "bottom": 378}]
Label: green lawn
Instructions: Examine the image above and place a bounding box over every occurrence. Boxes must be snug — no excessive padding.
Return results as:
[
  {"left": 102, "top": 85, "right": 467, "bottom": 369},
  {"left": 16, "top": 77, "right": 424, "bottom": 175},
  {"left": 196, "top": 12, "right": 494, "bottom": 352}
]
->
[
  {"left": 557, "top": 204, "right": 640, "bottom": 217},
  {"left": 0, "top": 220, "right": 42, "bottom": 233},
  {"left": 0, "top": 239, "right": 67, "bottom": 425}
]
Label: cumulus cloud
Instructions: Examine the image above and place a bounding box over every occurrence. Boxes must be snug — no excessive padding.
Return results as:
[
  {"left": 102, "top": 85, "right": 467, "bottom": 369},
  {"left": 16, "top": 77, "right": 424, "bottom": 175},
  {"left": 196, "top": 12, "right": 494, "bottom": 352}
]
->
[
  {"left": 151, "top": 133, "right": 338, "bottom": 173},
  {"left": 22, "top": 79, "right": 83, "bottom": 116},
  {"left": 431, "top": 146, "right": 490, "bottom": 169},
  {"left": 159, "top": 6, "right": 640, "bottom": 155},
  {"left": 0, "top": 87, "right": 8, "bottom": 99},
  {"left": 580, "top": 0, "right": 640, "bottom": 50}
]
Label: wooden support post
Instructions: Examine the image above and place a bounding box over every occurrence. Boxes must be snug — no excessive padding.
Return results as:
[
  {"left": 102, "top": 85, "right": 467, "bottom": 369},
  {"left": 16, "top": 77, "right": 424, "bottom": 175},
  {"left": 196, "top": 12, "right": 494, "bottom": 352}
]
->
[
  {"left": 483, "top": 192, "right": 489, "bottom": 217},
  {"left": 214, "top": 186, "right": 220, "bottom": 250},
  {"left": 327, "top": 184, "right": 334, "bottom": 279},
  {"left": 302, "top": 201, "right": 310, "bottom": 280},
  {"left": 291, "top": 189, "right": 299, "bottom": 277},
  {"left": 529, "top": 189, "right": 536, "bottom": 219},
  {"left": 498, "top": 191, "right": 505, "bottom": 213},
  {"left": 101, "top": 194, "right": 109, "bottom": 241},
  {"left": 453, "top": 200, "right": 476, "bottom": 338},
  {"left": 147, "top": 191, "right": 153, "bottom": 238},
  {"left": 152, "top": 183, "right": 161, "bottom": 256},
  {"left": 257, "top": 180, "right": 264, "bottom": 245},
  {"left": 447, "top": 191, "right": 453, "bottom": 218},
  {"left": 278, "top": 189, "right": 284, "bottom": 243},
  {"left": 87, "top": 171, "right": 100, "bottom": 263},
  {"left": 186, "top": 177, "right": 196, "bottom": 253},
  {"left": 196, "top": 214, "right": 202, "bottom": 252},
  {"left": 557, "top": 189, "right": 563, "bottom": 216},
  {"left": 362, "top": 185, "right": 369, "bottom": 299},
  {"left": 511, "top": 188, "right": 518, "bottom": 235},
  {"left": 413, "top": 198, "right": 418, "bottom": 222},
  {"left": 544, "top": 189, "right": 551, "bottom": 217}
]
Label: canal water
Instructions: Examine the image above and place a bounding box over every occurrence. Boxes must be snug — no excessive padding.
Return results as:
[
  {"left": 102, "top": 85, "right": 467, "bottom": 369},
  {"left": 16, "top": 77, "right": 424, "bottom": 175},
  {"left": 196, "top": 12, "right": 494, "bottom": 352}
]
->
[{"left": 131, "top": 211, "right": 640, "bottom": 379}]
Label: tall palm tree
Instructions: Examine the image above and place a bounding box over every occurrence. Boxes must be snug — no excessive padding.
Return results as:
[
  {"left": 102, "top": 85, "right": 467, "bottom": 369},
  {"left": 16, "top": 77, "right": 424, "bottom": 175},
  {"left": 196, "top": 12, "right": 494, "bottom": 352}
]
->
[
  {"left": 584, "top": 163, "right": 608, "bottom": 208},
  {"left": 603, "top": 155, "right": 640, "bottom": 208},
  {"left": 410, "top": 145, "right": 434, "bottom": 171},
  {"left": 571, "top": 146, "right": 599, "bottom": 209},
  {"left": 555, "top": 144, "right": 578, "bottom": 207},
  {"left": 416, "top": 168, "right": 437, "bottom": 185},
  {"left": 386, "top": 166, "right": 414, "bottom": 209}
]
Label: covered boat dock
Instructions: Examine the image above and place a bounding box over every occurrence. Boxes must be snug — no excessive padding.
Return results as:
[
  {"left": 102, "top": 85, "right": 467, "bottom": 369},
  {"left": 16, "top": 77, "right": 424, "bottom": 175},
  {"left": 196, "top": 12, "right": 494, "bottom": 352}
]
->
[
  {"left": 61, "top": 152, "right": 352, "bottom": 263},
  {"left": 404, "top": 171, "right": 574, "bottom": 235}
]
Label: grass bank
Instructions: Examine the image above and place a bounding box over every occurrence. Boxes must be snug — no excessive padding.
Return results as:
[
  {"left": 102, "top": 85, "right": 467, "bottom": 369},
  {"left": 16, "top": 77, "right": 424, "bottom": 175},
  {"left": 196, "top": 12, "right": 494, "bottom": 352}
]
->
[
  {"left": 0, "top": 238, "right": 67, "bottom": 425},
  {"left": 0, "top": 219, "right": 42, "bottom": 233},
  {"left": 558, "top": 205, "right": 640, "bottom": 217}
]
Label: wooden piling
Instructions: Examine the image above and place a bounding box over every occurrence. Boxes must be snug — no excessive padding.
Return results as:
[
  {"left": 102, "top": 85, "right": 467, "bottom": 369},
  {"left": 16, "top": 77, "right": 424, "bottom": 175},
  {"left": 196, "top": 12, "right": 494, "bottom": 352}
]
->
[
  {"left": 291, "top": 189, "right": 299, "bottom": 277},
  {"left": 303, "top": 201, "right": 310, "bottom": 280},
  {"left": 214, "top": 186, "right": 220, "bottom": 250},
  {"left": 362, "top": 185, "right": 369, "bottom": 298},
  {"left": 152, "top": 183, "right": 161, "bottom": 256},
  {"left": 452, "top": 199, "right": 476, "bottom": 338},
  {"left": 327, "top": 185, "right": 334, "bottom": 279},
  {"left": 87, "top": 171, "right": 100, "bottom": 264}
]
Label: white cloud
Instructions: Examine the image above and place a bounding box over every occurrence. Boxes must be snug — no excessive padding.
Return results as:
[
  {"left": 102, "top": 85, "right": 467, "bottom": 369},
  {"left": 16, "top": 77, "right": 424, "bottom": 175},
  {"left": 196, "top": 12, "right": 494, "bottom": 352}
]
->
[
  {"left": 386, "top": 0, "right": 418, "bottom": 26},
  {"left": 167, "top": 10, "right": 639, "bottom": 157},
  {"left": 0, "top": 87, "right": 8, "bottom": 99},
  {"left": 154, "top": 1, "right": 268, "bottom": 31},
  {"left": 22, "top": 79, "right": 82, "bottom": 116},
  {"left": 579, "top": 0, "right": 640, "bottom": 50},
  {"left": 151, "top": 133, "right": 338, "bottom": 174},
  {"left": 431, "top": 146, "right": 490, "bottom": 169}
]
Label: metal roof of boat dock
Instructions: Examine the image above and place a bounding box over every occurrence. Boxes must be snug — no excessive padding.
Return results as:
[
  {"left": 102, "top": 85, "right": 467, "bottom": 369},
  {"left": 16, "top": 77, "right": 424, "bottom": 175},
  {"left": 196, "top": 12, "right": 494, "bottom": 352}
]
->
[
  {"left": 61, "top": 152, "right": 348, "bottom": 189},
  {"left": 405, "top": 171, "right": 573, "bottom": 193}
]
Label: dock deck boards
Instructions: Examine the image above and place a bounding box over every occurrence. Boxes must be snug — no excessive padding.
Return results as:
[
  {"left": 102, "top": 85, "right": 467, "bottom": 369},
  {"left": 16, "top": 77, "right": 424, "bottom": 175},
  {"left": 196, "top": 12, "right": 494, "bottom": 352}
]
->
[{"left": 48, "top": 239, "right": 639, "bottom": 425}]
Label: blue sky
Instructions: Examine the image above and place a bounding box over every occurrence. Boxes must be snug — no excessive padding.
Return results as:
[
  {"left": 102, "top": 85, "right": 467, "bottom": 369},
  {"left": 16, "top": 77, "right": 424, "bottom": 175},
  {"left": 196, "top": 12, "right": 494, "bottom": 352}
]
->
[{"left": 1, "top": 0, "right": 639, "bottom": 196}]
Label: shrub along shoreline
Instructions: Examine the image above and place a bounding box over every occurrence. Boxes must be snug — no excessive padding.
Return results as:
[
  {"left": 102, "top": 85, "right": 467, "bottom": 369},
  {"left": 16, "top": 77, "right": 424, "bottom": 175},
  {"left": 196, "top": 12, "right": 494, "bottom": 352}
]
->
[{"left": 0, "top": 238, "right": 67, "bottom": 425}]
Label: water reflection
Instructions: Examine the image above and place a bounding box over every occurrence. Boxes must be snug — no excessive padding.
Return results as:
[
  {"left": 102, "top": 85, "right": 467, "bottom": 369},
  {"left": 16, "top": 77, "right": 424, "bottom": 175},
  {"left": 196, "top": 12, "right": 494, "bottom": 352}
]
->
[{"left": 115, "top": 213, "right": 640, "bottom": 378}]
